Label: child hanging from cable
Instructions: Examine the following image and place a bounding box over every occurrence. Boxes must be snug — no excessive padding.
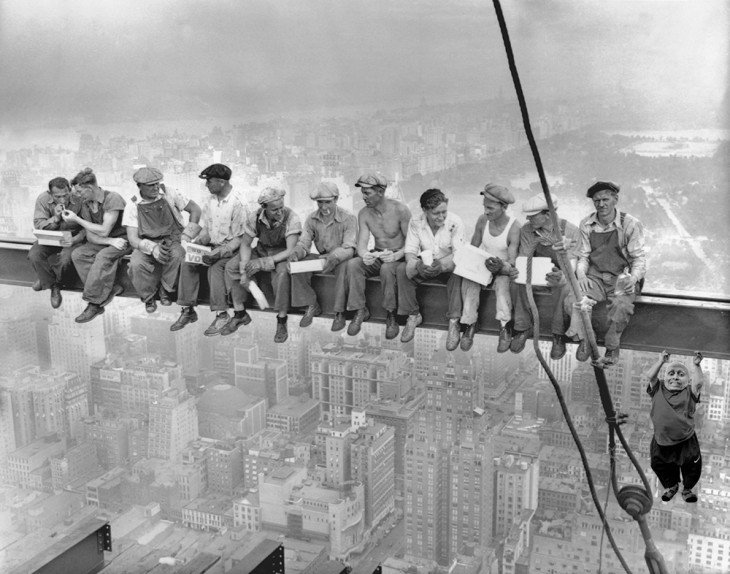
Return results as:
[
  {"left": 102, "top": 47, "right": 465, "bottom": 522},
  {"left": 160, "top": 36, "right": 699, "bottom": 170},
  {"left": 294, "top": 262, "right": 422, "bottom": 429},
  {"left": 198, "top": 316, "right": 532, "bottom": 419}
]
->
[{"left": 644, "top": 350, "right": 704, "bottom": 503}]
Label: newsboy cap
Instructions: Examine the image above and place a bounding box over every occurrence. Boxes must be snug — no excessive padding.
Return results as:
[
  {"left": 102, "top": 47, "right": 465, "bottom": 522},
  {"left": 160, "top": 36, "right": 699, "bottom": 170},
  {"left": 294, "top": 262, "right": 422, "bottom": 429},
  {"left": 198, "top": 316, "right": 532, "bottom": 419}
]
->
[
  {"left": 480, "top": 183, "right": 515, "bottom": 205},
  {"left": 310, "top": 182, "right": 340, "bottom": 200},
  {"left": 355, "top": 173, "right": 388, "bottom": 189},
  {"left": 258, "top": 187, "right": 286, "bottom": 205},
  {"left": 133, "top": 167, "right": 163, "bottom": 185},
  {"left": 199, "top": 163, "right": 232, "bottom": 181},
  {"left": 522, "top": 193, "right": 558, "bottom": 216},
  {"left": 586, "top": 181, "right": 620, "bottom": 198}
]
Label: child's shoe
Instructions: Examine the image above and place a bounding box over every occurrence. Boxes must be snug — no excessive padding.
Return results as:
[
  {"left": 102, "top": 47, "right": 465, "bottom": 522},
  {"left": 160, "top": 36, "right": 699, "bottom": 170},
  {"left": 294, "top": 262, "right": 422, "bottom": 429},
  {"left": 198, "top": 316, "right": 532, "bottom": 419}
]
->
[
  {"left": 681, "top": 488, "right": 698, "bottom": 503},
  {"left": 661, "top": 484, "right": 679, "bottom": 501}
]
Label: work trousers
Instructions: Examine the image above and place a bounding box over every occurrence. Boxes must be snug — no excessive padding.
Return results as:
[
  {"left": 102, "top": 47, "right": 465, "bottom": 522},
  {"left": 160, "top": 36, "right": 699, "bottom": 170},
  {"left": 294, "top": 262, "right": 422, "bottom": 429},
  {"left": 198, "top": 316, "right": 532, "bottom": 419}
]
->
[
  {"left": 226, "top": 254, "right": 290, "bottom": 314},
  {"left": 564, "top": 273, "right": 636, "bottom": 349},
  {"left": 650, "top": 434, "right": 702, "bottom": 490},
  {"left": 512, "top": 282, "right": 568, "bottom": 335},
  {"left": 290, "top": 254, "right": 348, "bottom": 311},
  {"left": 28, "top": 242, "right": 79, "bottom": 289},
  {"left": 345, "top": 257, "right": 398, "bottom": 312},
  {"left": 396, "top": 264, "right": 462, "bottom": 319},
  {"left": 71, "top": 242, "right": 132, "bottom": 305},
  {"left": 461, "top": 274, "right": 511, "bottom": 326},
  {"left": 127, "top": 243, "right": 185, "bottom": 302},
  {"left": 177, "top": 256, "right": 233, "bottom": 312}
]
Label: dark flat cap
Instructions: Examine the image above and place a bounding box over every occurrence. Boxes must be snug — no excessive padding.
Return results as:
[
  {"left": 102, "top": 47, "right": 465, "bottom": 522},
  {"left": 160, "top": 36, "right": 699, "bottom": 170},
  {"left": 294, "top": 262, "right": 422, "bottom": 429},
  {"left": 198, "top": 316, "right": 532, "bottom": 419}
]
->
[
  {"left": 586, "top": 181, "right": 620, "bottom": 198},
  {"left": 199, "top": 163, "right": 232, "bottom": 181},
  {"left": 133, "top": 167, "right": 163, "bottom": 185},
  {"left": 355, "top": 173, "right": 388, "bottom": 189}
]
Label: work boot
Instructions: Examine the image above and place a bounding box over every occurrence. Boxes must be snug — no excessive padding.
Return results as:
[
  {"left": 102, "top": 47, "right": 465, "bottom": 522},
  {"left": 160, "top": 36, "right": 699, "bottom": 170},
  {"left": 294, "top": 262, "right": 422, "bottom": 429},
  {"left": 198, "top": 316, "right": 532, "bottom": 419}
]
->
[
  {"left": 145, "top": 297, "right": 157, "bottom": 314},
  {"left": 158, "top": 286, "right": 173, "bottom": 306},
  {"left": 497, "top": 325, "right": 512, "bottom": 353},
  {"left": 275, "top": 319, "right": 288, "bottom": 343},
  {"left": 170, "top": 307, "right": 198, "bottom": 331},
  {"left": 75, "top": 303, "right": 104, "bottom": 323},
  {"left": 661, "top": 484, "right": 679, "bottom": 502},
  {"left": 550, "top": 335, "right": 567, "bottom": 360},
  {"left": 603, "top": 348, "right": 620, "bottom": 366},
  {"left": 220, "top": 311, "right": 252, "bottom": 336},
  {"left": 510, "top": 330, "right": 529, "bottom": 354},
  {"left": 331, "top": 312, "right": 346, "bottom": 332},
  {"left": 401, "top": 313, "right": 422, "bottom": 343},
  {"left": 101, "top": 285, "right": 124, "bottom": 307},
  {"left": 50, "top": 285, "right": 63, "bottom": 309},
  {"left": 460, "top": 322, "right": 478, "bottom": 352},
  {"left": 347, "top": 307, "right": 370, "bottom": 336},
  {"left": 681, "top": 488, "right": 698, "bottom": 503},
  {"left": 299, "top": 303, "right": 321, "bottom": 328},
  {"left": 445, "top": 319, "right": 461, "bottom": 351},
  {"left": 385, "top": 311, "right": 399, "bottom": 340},
  {"left": 32, "top": 279, "right": 42, "bottom": 291},
  {"left": 575, "top": 339, "right": 590, "bottom": 362},
  {"left": 204, "top": 312, "right": 229, "bottom": 337}
]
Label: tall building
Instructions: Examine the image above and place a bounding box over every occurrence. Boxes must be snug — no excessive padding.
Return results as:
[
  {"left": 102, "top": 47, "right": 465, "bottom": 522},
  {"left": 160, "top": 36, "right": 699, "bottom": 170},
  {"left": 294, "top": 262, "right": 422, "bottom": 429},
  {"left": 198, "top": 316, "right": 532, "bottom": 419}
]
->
[
  {"left": 0, "top": 315, "right": 38, "bottom": 372},
  {"left": 148, "top": 390, "right": 198, "bottom": 461},
  {"left": 234, "top": 342, "right": 288, "bottom": 407},
  {"left": 350, "top": 421, "right": 395, "bottom": 527},
  {"left": 206, "top": 441, "right": 243, "bottom": 495},
  {"left": 1, "top": 367, "right": 88, "bottom": 445},
  {"left": 50, "top": 441, "right": 100, "bottom": 490},
  {"left": 48, "top": 295, "right": 106, "bottom": 385},
  {"left": 492, "top": 454, "right": 539, "bottom": 540},
  {"left": 0, "top": 386, "right": 17, "bottom": 465},
  {"left": 311, "top": 341, "right": 411, "bottom": 422},
  {"left": 325, "top": 424, "right": 353, "bottom": 487},
  {"left": 81, "top": 417, "right": 129, "bottom": 470}
]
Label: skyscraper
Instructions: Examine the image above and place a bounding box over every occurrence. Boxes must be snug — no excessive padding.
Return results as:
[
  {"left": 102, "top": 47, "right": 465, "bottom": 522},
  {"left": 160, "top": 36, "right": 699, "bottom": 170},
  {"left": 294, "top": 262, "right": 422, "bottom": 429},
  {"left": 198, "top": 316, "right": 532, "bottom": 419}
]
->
[{"left": 148, "top": 390, "right": 198, "bottom": 461}]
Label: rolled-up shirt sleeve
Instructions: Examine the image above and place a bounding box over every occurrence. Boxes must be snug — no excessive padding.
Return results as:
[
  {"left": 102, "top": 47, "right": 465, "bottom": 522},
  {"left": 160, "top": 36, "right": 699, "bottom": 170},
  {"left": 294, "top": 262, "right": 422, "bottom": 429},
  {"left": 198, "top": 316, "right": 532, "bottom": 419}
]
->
[
  {"left": 285, "top": 211, "right": 302, "bottom": 237},
  {"left": 623, "top": 215, "right": 646, "bottom": 281},
  {"left": 575, "top": 220, "right": 592, "bottom": 276},
  {"left": 404, "top": 219, "right": 421, "bottom": 256}
]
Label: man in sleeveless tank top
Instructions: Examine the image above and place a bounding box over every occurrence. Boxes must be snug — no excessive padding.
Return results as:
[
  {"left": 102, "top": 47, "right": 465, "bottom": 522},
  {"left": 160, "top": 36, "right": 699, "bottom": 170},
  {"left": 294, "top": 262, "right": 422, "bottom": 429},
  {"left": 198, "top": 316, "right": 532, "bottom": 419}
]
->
[
  {"left": 510, "top": 193, "right": 580, "bottom": 359},
  {"left": 644, "top": 351, "right": 704, "bottom": 503},
  {"left": 564, "top": 181, "right": 646, "bottom": 366},
  {"left": 63, "top": 168, "right": 131, "bottom": 323},
  {"left": 123, "top": 167, "right": 202, "bottom": 314},
  {"left": 227, "top": 187, "right": 302, "bottom": 343},
  {"left": 459, "top": 183, "right": 521, "bottom": 352}
]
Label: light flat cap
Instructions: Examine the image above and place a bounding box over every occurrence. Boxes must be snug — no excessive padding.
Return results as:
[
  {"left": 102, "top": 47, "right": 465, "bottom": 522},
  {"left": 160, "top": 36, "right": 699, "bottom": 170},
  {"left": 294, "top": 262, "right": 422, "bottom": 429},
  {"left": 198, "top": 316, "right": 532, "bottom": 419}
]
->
[
  {"left": 133, "top": 167, "right": 163, "bottom": 185},
  {"left": 310, "top": 182, "right": 340, "bottom": 200},
  {"left": 258, "top": 187, "right": 286, "bottom": 205},
  {"left": 355, "top": 173, "right": 388, "bottom": 189},
  {"left": 522, "top": 193, "right": 558, "bottom": 216},
  {"left": 480, "top": 183, "right": 515, "bottom": 205}
]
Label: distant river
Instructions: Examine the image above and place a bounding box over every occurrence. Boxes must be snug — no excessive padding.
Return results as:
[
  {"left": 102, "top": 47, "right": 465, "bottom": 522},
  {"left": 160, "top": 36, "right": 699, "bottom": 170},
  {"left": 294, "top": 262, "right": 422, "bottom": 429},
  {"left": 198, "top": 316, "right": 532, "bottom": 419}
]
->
[{"left": 602, "top": 129, "right": 730, "bottom": 141}]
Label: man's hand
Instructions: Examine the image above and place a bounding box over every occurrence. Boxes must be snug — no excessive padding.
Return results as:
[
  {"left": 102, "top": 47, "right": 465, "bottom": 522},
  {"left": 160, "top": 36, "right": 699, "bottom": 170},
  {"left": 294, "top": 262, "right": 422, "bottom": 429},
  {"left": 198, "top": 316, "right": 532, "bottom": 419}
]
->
[
  {"left": 61, "top": 210, "right": 79, "bottom": 224},
  {"left": 485, "top": 257, "right": 503, "bottom": 274},
  {"left": 577, "top": 273, "right": 591, "bottom": 294},
  {"left": 551, "top": 238, "right": 575, "bottom": 253},
  {"left": 421, "top": 260, "right": 442, "bottom": 279},
  {"left": 661, "top": 350, "right": 671, "bottom": 363},
  {"left": 362, "top": 252, "right": 378, "bottom": 266},
  {"left": 379, "top": 249, "right": 396, "bottom": 263},
  {"left": 545, "top": 267, "right": 564, "bottom": 286},
  {"left": 53, "top": 203, "right": 65, "bottom": 221},
  {"left": 244, "top": 259, "right": 263, "bottom": 275},
  {"left": 202, "top": 248, "right": 222, "bottom": 266},
  {"left": 415, "top": 259, "right": 429, "bottom": 277},
  {"left": 507, "top": 266, "right": 519, "bottom": 280},
  {"left": 321, "top": 253, "right": 339, "bottom": 274},
  {"left": 59, "top": 235, "right": 74, "bottom": 247},
  {"left": 109, "top": 237, "right": 128, "bottom": 251},
  {"left": 288, "top": 252, "right": 300, "bottom": 263},
  {"left": 152, "top": 244, "right": 171, "bottom": 263},
  {"left": 693, "top": 351, "right": 703, "bottom": 366}
]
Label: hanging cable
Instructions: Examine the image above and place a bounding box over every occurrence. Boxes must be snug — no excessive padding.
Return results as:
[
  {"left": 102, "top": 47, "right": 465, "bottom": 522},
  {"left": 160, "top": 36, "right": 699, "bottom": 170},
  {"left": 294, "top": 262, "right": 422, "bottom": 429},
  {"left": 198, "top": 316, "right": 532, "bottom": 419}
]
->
[{"left": 490, "top": 1, "right": 668, "bottom": 573}]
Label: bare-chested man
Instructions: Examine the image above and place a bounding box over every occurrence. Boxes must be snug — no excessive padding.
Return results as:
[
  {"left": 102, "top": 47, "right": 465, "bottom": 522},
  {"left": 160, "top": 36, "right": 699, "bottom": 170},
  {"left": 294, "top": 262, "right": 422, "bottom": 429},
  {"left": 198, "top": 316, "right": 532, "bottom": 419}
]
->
[{"left": 344, "top": 173, "right": 411, "bottom": 339}]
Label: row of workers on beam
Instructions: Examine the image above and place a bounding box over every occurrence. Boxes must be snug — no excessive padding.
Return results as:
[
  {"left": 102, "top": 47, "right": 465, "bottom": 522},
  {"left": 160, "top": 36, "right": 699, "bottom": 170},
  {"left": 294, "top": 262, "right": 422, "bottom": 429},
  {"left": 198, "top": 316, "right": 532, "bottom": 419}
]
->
[{"left": 29, "top": 165, "right": 645, "bottom": 362}]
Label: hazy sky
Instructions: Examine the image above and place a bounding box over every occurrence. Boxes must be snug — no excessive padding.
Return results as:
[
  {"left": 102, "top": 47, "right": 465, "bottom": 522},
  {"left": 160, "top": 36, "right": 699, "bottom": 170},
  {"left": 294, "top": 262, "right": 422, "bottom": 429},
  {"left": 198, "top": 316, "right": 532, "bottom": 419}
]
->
[{"left": 0, "top": 0, "right": 727, "bottom": 127}]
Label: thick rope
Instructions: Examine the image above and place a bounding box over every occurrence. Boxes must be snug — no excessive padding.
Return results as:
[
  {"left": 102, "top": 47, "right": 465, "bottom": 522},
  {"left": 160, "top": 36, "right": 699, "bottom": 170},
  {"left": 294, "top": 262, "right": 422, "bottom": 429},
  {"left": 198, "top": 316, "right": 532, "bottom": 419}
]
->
[{"left": 491, "top": 1, "right": 667, "bottom": 572}]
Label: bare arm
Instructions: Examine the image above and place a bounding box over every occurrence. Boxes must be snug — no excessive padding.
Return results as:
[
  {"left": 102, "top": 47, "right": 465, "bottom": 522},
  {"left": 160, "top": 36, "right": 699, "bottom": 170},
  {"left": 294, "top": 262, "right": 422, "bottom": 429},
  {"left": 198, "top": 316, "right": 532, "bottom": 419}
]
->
[
  {"left": 356, "top": 210, "right": 372, "bottom": 259},
  {"left": 645, "top": 350, "right": 670, "bottom": 384},
  {"left": 127, "top": 226, "right": 142, "bottom": 250},
  {"left": 392, "top": 205, "right": 412, "bottom": 261},
  {"left": 470, "top": 216, "right": 486, "bottom": 248},
  {"left": 271, "top": 233, "right": 300, "bottom": 264},
  {"left": 691, "top": 352, "right": 704, "bottom": 397},
  {"left": 184, "top": 199, "right": 202, "bottom": 224},
  {"left": 238, "top": 234, "right": 254, "bottom": 272},
  {"left": 66, "top": 209, "right": 120, "bottom": 237}
]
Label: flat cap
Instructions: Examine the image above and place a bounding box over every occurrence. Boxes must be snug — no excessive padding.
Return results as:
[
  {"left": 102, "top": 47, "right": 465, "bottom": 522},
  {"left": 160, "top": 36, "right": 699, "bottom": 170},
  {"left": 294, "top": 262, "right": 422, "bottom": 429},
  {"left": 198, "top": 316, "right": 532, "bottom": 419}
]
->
[
  {"left": 522, "top": 193, "right": 558, "bottom": 216},
  {"left": 480, "top": 183, "right": 515, "bottom": 205},
  {"left": 355, "top": 173, "right": 388, "bottom": 189},
  {"left": 258, "top": 187, "right": 286, "bottom": 205},
  {"left": 586, "top": 181, "right": 620, "bottom": 198},
  {"left": 199, "top": 163, "right": 232, "bottom": 181},
  {"left": 310, "top": 181, "right": 339, "bottom": 200},
  {"left": 133, "top": 167, "right": 163, "bottom": 185}
]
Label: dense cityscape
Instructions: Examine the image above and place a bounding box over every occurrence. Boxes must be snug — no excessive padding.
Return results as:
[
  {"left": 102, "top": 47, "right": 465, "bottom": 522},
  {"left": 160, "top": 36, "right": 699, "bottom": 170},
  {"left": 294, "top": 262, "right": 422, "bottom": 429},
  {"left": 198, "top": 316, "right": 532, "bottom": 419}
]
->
[{"left": 0, "top": 90, "right": 728, "bottom": 574}]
